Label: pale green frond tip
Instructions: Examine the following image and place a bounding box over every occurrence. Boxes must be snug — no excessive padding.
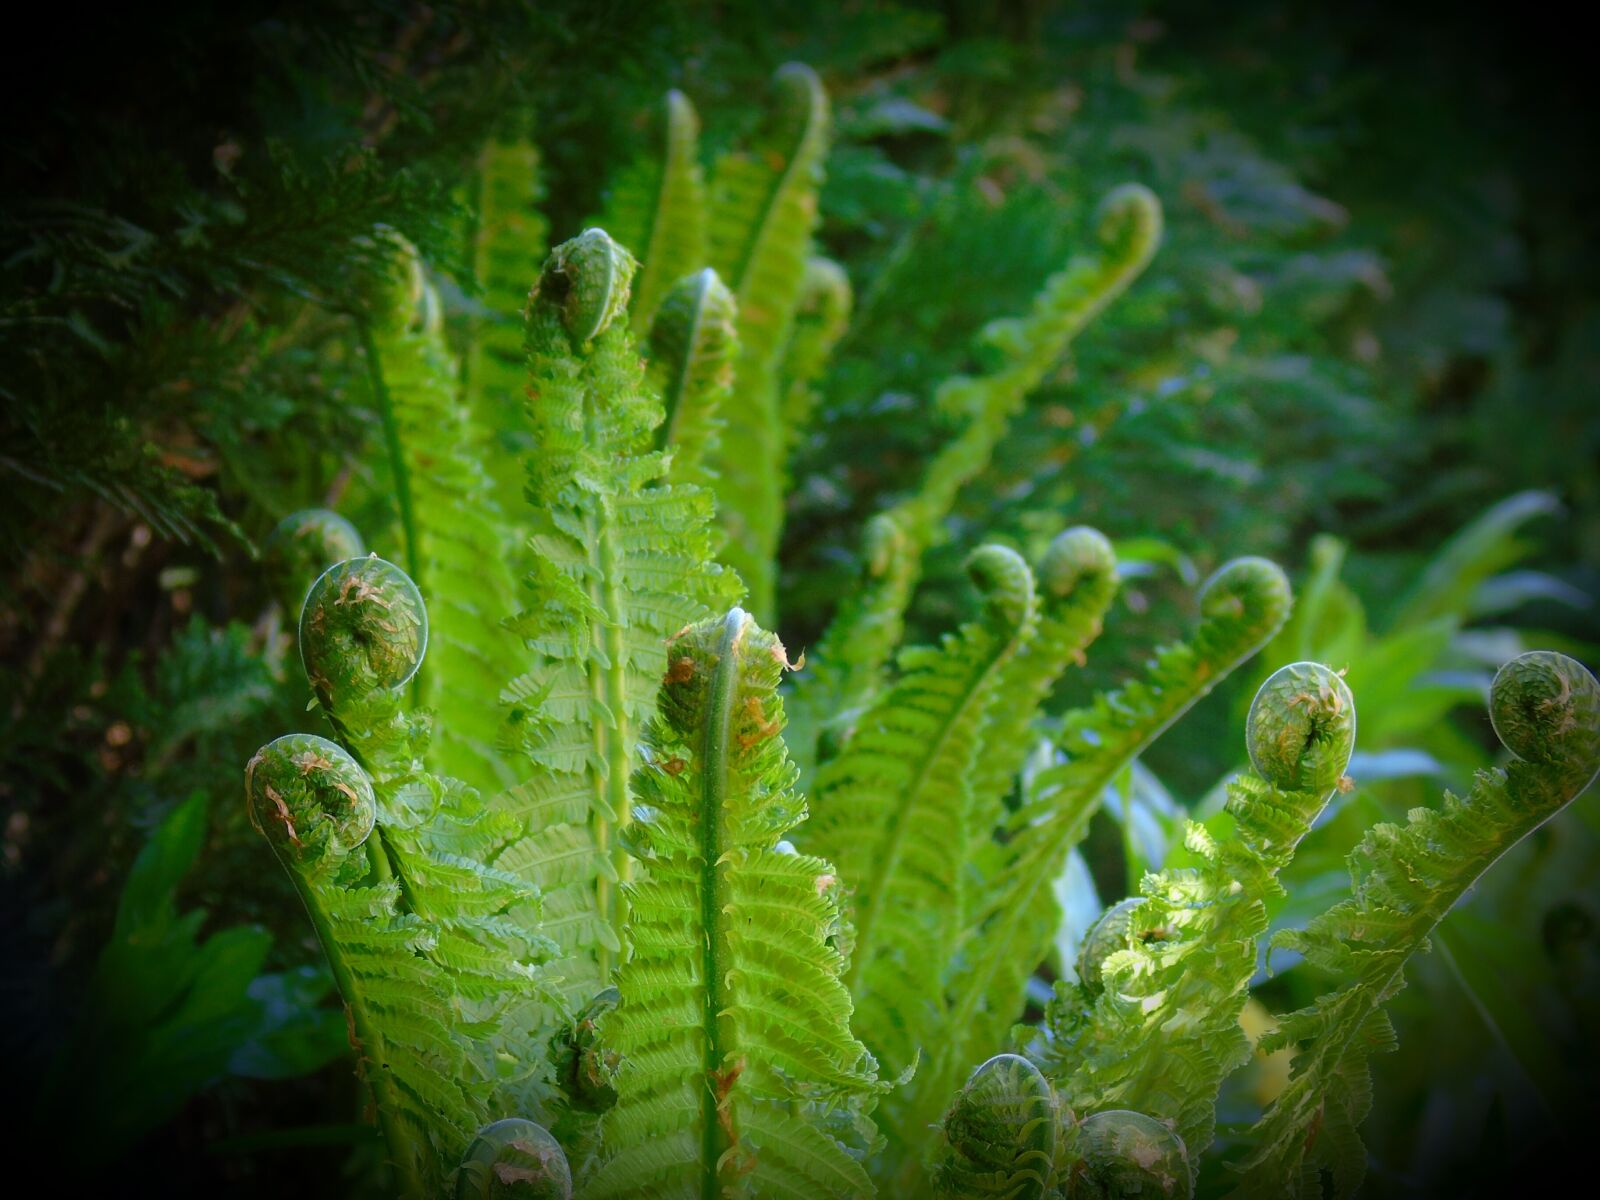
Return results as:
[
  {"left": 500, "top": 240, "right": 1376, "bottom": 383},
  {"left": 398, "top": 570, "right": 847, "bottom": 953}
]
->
[
  {"left": 454, "top": 1118, "right": 572, "bottom": 1200},
  {"left": 299, "top": 555, "right": 428, "bottom": 706},
  {"left": 1197, "top": 556, "right": 1292, "bottom": 629},
  {"left": 1095, "top": 183, "right": 1163, "bottom": 265},
  {"left": 1490, "top": 650, "right": 1600, "bottom": 766},
  {"left": 652, "top": 268, "right": 736, "bottom": 350},
  {"left": 1246, "top": 662, "right": 1356, "bottom": 792},
  {"left": 936, "top": 1053, "right": 1065, "bottom": 1200},
  {"left": 863, "top": 511, "right": 911, "bottom": 579},
  {"left": 1077, "top": 897, "right": 1148, "bottom": 994},
  {"left": 966, "top": 543, "right": 1036, "bottom": 629},
  {"left": 246, "top": 732, "right": 375, "bottom": 868},
  {"left": 1073, "top": 1110, "right": 1191, "bottom": 1200},
  {"left": 1037, "top": 526, "right": 1116, "bottom": 599},
  {"left": 531, "top": 228, "right": 638, "bottom": 346},
  {"left": 262, "top": 509, "right": 364, "bottom": 615},
  {"left": 357, "top": 224, "right": 426, "bottom": 331}
]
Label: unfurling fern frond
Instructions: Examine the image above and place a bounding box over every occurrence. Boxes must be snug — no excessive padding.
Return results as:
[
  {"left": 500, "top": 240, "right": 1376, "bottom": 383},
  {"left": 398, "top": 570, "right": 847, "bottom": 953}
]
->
[
  {"left": 804, "top": 545, "right": 1036, "bottom": 1104},
  {"left": 1036, "top": 662, "right": 1357, "bottom": 1178},
  {"left": 600, "top": 89, "right": 709, "bottom": 335},
  {"left": 465, "top": 137, "right": 548, "bottom": 526},
  {"left": 704, "top": 63, "right": 831, "bottom": 624},
  {"left": 932, "top": 1053, "right": 1069, "bottom": 1200},
  {"left": 924, "top": 558, "right": 1291, "bottom": 1145},
  {"left": 363, "top": 231, "right": 522, "bottom": 794},
  {"left": 584, "top": 608, "right": 883, "bottom": 1199},
  {"left": 648, "top": 267, "right": 739, "bottom": 488},
  {"left": 788, "top": 185, "right": 1162, "bottom": 770},
  {"left": 456, "top": 1118, "right": 573, "bottom": 1200},
  {"left": 502, "top": 229, "right": 740, "bottom": 1004},
  {"left": 261, "top": 508, "right": 364, "bottom": 616},
  {"left": 777, "top": 256, "right": 853, "bottom": 462},
  {"left": 1230, "top": 651, "right": 1600, "bottom": 1199}
]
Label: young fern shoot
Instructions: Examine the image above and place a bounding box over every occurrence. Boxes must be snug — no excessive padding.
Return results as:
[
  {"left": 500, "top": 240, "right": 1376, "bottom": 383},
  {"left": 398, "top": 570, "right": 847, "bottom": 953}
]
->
[{"left": 648, "top": 267, "right": 739, "bottom": 488}]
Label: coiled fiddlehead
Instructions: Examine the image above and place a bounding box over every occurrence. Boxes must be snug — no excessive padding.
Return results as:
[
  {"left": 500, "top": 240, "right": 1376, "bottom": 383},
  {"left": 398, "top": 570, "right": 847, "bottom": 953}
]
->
[
  {"left": 246, "top": 733, "right": 375, "bottom": 871},
  {"left": 649, "top": 267, "right": 738, "bottom": 487},
  {"left": 1076, "top": 898, "right": 1148, "bottom": 996},
  {"left": 1232, "top": 651, "right": 1600, "bottom": 1198},
  {"left": 261, "top": 509, "right": 364, "bottom": 616},
  {"left": 299, "top": 555, "right": 427, "bottom": 712},
  {"left": 455, "top": 1118, "right": 572, "bottom": 1200},
  {"left": 1072, "top": 1110, "right": 1191, "bottom": 1200},
  {"left": 934, "top": 1054, "right": 1069, "bottom": 1200},
  {"left": 1245, "top": 662, "right": 1356, "bottom": 794},
  {"left": 534, "top": 227, "right": 637, "bottom": 348}
]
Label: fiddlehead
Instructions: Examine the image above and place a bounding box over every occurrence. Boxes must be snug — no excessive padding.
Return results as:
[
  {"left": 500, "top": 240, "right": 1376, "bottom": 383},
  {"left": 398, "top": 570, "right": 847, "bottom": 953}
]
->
[
  {"left": 1231, "top": 652, "right": 1600, "bottom": 1198},
  {"left": 534, "top": 227, "right": 637, "bottom": 348},
  {"left": 1071, "top": 1111, "right": 1191, "bottom": 1200},
  {"left": 1037, "top": 662, "right": 1355, "bottom": 1175},
  {"left": 246, "top": 733, "right": 375, "bottom": 871},
  {"left": 455, "top": 1118, "right": 572, "bottom": 1200},
  {"left": 584, "top": 608, "right": 882, "bottom": 1199},
  {"left": 648, "top": 267, "right": 738, "bottom": 487},
  {"left": 261, "top": 509, "right": 364, "bottom": 616},
  {"left": 933, "top": 1053, "right": 1070, "bottom": 1200},
  {"left": 299, "top": 555, "right": 427, "bottom": 711}
]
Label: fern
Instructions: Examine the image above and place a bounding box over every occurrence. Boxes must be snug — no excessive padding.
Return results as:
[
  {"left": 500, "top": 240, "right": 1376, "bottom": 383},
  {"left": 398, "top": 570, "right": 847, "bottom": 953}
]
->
[
  {"left": 803, "top": 545, "right": 1035, "bottom": 1113},
  {"left": 704, "top": 63, "right": 831, "bottom": 623},
  {"left": 648, "top": 267, "right": 739, "bottom": 489},
  {"left": 501, "top": 229, "right": 740, "bottom": 1004},
  {"left": 584, "top": 607, "right": 883, "bottom": 1199},
  {"left": 1231, "top": 651, "right": 1600, "bottom": 1198},
  {"left": 787, "top": 184, "right": 1162, "bottom": 773},
  {"left": 363, "top": 232, "right": 522, "bottom": 794},
  {"left": 1035, "top": 662, "right": 1357, "bottom": 1178},
  {"left": 600, "top": 89, "right": 709, "bottom": 336},
  {"left": 777, "top": 256, "right": 853, "bottom": 463}
]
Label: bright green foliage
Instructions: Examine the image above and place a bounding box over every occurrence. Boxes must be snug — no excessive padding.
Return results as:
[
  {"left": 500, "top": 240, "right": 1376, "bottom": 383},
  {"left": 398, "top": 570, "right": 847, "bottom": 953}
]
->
[
  {"left": 261, "top": 508, "right": 364, "bottom": 615},
  {"left": 601, "top": 90, "right": 709, "bottom": 335},
  {"left": 457, "top": 1118, "right": 573, "bottom": 1200},
  {"left": 466, "top": 138, "right": 550, "bottom": 526},
  {"left": 363, "top": 234, "right": 523, "bottom": 793},
  {"left": 805, "top": 545, "right": 1035, "bottom": 1096},
  {"left": 501, "top": 229, "right": 739, "bottom": 1003},
  {"left": 648, "top": 267, "right": 739, "bottom": 488},
  {"left": 777, "top": 256, "right": 853, "bottom": 461},
  {"left": 1037, "top": 663, "right": 1356, "bottom": 1176},
  {"left": 704, "top": 63, "right": 831, "bottom": 623},
  {"left": 788, "top": 184, "right": 1162, "bottom": 771},
  {"left": 1231, "top": 652, "right": 1600, "bottom": 1198},
  {"left": 585, "top": 608, "right": 882, "bottom": 1199},
  {"left": 920, "top": 558, "right": 1292, "bottom": 1151},
  {"left": 932, "top": 1053, "right": 1069, "bottom": 1200}
]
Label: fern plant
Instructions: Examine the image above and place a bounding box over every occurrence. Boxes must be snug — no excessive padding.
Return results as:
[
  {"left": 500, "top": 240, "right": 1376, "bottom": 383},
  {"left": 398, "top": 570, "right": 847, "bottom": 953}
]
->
[{"left": 238, "top": 62, "right": 1600, "bottom": 1200}]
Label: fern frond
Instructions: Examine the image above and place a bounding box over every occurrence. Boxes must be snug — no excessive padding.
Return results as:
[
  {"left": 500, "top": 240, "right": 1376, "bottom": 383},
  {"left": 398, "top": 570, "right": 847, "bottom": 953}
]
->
[
  {"left": 777, "top": 256, "right": 853, "bottom": 461},
  {"left": 1230, "top": 652, "right": 1600, "bottom": 1198},
  {"left": 584, "top": 608, "right": 882, "bottom": 1199},
  {"left": 788, "top": 185, "right": 1162, "bottom": 770},
  {"left": 600, "top": 90, "right": 708, "bottom": 335},
  {"left": 1037, "top": 663, "right": 1357, "bottom": 1179},
  {"left": 504, "top": 230, "right": 740, "bottom": 1001},
  {"left": 262, "top": 508, "right": 365, "bottom": 616},
  {"left": 465, "top": 137, "right": 548, "bottom": 528},
  {"left": 364, "top": 232, "right": 522, "bottom": 794},
  {"left": 648, "top": 268, "right": 739, "bottom": 488},
  {"left": 925, "top": 557, "right": 1291, "bottom": 1143},
  {"left": 931, "top": 1053, "right": 1069, "bottom": 1200},
  {"left": 804, "top": 545, "right": 1036, "bottom": 1111},
  {"left": 704, "top": 63, "right": 831, "bottom": 624}
]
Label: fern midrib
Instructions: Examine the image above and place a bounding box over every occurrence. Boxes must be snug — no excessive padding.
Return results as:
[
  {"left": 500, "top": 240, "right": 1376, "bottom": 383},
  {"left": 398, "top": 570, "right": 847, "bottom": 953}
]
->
[
  {"left": 698, "top": 609, "right": 743, "bottom": 1200},
  {"left": 841, "top": 629, "right": 1013, "bottom": 999}
]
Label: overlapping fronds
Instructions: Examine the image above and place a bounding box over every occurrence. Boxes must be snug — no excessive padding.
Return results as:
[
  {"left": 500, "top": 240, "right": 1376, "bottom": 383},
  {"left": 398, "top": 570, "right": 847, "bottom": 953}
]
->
[
  {"left": 363, "top": 233, "right": 521, "bottom": 794},
  {"left": 704, "top": 63, "right": 831, "bottom": 623},
  {"left": 648, "top": 267, "right": 739, "bottom": 488},
  {"left": 600, "top": 89, "right": 709, "bottom": 335},
  {"left": 926, "top": 558, "right": 1291, "bottom": 1137},
  {"left": 803, "top": 545, "right": 1036, "bottom": 1110},
  {"left": 502, "top": 230, "right": 740, "bottom": 1003},
  {"left": 1230, "top": 652, "right": 1600, "bottom": 1198},
  {"left": 1037, "top": 663, "right": 1357, "bottom": 1178},
  {"left": 788, "top": 185, "right": 1162, "bottom": 770},
  {"left": 584, "top": 608, "right": 882, "bottom": 1199},
  {"left": 465, "top": 138, "right": 548, "bottom": 526}
]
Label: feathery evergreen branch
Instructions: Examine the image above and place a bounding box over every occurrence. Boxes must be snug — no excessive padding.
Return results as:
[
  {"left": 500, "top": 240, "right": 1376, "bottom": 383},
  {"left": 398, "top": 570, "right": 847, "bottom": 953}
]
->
[
  {"left": 1230, "top": 651, "right": 1600, "bottom": 1198},
  {"left": 584, "top": 607, "right": 882, "bottom": 1199}
]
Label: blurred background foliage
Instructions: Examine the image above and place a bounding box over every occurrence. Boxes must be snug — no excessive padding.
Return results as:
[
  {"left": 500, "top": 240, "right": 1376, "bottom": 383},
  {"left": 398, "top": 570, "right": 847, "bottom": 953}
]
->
[{"left": 2, "top": 1, "right": 1595, "bottom": 1194}]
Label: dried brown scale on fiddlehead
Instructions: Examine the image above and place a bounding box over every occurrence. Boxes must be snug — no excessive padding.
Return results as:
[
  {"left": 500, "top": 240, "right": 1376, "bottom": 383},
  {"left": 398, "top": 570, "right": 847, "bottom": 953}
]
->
[
  {"left": 299, "top": 555, "right": 427, "bottom": 709},
  {"left": 261, "top": 509, "right": 364, "bottom": 616},
  {"left": 245, "top": 733, "right": 375, "bottom": 870},
  {"left": 455, "top": 1118, "right": 572, "bottom": 1200}
]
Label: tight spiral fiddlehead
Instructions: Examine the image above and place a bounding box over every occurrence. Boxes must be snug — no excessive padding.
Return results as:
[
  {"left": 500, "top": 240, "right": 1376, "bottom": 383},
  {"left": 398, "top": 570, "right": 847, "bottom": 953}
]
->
[
  {"left": 299, "top": 555, "right": 427, "bottom": 710},
  {"left": 261, "top": 509, "right": 364, "bottom": 615},
  {"left": 533, "top": 227, "right": 637, "bottom": 348},
  {"left": 1076, "top": 898, "right": 1148, "bottom": 995},
  {"left": 934, "top": 1054, "right": 1069, "bottom": 1200},
  {"left": 455, "top": 1118, "right": 572, "bottom": 1200},
  {"left": 245, "top": 733, "right": 375, "bottom": 870},
  {"left": 1489, "top": 649, "right": 1599, "bottom": 765},
  {"left": 1245, "top": 662, "right": 1356, "bottom": 793},
  {"left": 1072, "top": 1110, "right": 1191, "bottom": 1200}
]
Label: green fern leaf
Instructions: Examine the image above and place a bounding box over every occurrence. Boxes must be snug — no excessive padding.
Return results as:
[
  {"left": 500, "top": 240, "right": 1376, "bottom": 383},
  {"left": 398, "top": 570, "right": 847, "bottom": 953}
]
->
[
  {"left": 777, "top": 256, "right": 853, "bottom": 461},
  {"left": 583, "top": 608, "right": 882, "bottom": 1199},
  {"left": 648, "top": 267, "right": 739, "bottom": 488},
  {"left": 504, "top": 230, "right": 740, "bottom": 1003},
  {"left": 1230, "top": 652, "right": 1600, "bottom": 1198},
  {"left": 704, "top": 63, "right": 831, "bottom": 624}
]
